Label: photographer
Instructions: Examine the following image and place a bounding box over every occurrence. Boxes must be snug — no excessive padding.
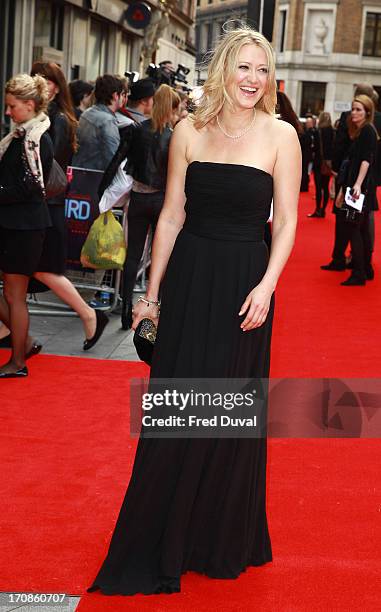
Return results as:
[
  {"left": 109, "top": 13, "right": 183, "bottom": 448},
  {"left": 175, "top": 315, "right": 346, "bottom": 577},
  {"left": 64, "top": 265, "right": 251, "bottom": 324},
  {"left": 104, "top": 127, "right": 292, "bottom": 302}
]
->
[
  {"left": 158, "top": 61, "right": 175, "bottom": 85},
  {"left": 147, "top": 62, "right": 190, "bottom": 90}
]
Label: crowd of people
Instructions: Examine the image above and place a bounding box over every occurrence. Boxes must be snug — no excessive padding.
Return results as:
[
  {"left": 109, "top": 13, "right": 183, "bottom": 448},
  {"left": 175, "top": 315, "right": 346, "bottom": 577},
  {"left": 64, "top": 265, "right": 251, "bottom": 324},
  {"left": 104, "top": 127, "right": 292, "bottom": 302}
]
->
[
  {"left": 277, "top": 84, "right": 379, "bottom": 286},
  {"left": 0, "top": 59, "right": 190, "bottom": 377},
  {"left": 2, "top": 20, "right": 376, "bottom": 603},
  {"left": 0, "top": 51, "right": 379, "bottom": 377}
]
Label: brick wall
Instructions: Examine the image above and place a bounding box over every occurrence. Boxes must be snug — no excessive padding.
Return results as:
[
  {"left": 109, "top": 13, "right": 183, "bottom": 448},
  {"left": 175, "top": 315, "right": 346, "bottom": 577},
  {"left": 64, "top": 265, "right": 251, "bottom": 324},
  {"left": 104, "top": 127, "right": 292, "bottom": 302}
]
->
[
  {"left": 272, "top": 0, "right": 305, "bottom": 52},
  {"left": 334, "top": 0, "right": 364, "bottom": 54}
]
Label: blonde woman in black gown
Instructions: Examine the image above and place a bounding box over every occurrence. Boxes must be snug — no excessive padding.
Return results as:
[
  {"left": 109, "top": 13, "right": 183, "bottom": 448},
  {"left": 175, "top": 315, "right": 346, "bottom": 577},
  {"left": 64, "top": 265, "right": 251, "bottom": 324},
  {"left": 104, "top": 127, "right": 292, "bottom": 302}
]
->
[{"left": 89, "top": 26, "right": 301, "bottom": 596}]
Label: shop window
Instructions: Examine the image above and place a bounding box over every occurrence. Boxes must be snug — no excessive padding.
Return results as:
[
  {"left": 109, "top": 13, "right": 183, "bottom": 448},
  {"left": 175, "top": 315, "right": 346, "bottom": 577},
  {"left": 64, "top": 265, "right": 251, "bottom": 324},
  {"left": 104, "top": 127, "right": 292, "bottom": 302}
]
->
[
  {"left": 363, "top": 12, "right": 381, "bottom": 57},
  {"left": 300, "top": 81, "right": 326, "bottom": 117},
  {"left": 118, "top": 34, "right": 132, "bottom": 76},
  {"left": 34, "top": 0, "right": 64, "bottom": 50},
  {"left": 278, "top": 9, "right": 287, "bottom": 52},
  {"left": 87, "top": 19, "right": 108, "bottom": 81}
]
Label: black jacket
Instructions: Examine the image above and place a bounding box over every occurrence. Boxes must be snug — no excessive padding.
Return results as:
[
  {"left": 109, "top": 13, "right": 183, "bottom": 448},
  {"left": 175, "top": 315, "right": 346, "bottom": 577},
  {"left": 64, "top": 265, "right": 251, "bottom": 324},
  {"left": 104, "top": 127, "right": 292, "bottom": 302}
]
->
[
  {"left": 319, "top": 126, "right": 335, "bottom": 160},
  {"left": 99, "top": 119, "right": 172, "bottom": 197},
  {"left": 48, "top": 101, "right": 74, "bottom": 205},
  {"left": 346, "top": 123, "right": 378, "bottom": 211},
  {"left": 0, "top": 133, "right": 53, "bottom": 230},
  {"left": 332, "top": 111, "right": 353, "bottom": 173},
  {"left": 304, "top": 127, "right": 321, "bottom": 164}
]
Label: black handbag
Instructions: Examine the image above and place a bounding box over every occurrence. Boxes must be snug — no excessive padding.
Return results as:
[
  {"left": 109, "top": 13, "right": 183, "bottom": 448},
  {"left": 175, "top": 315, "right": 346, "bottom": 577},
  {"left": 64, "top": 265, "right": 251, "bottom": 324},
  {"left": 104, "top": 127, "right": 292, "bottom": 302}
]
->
[
  {"left": 46, "top": 159, "right": 68, "bottom": 199},
  {"left": 133, "top": 318, "right": 157, "bottom": 365}
]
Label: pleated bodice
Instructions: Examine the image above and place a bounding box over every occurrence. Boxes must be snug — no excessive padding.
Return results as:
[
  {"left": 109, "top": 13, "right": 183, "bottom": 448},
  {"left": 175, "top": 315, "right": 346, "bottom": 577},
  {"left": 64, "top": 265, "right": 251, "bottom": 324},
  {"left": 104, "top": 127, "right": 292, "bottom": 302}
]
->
[{"left": 183, "top": 161, "right": 273, "bottom": 242}]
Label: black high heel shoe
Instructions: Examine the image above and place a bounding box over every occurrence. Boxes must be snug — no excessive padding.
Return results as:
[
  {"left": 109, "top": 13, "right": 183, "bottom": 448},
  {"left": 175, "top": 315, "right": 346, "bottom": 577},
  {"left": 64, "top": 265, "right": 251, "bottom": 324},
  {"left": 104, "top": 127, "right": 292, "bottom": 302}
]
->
[
  {"left": 83, "top": 310, "right": 109, "bottom": 351},
  {"left": 0, "top": 336, "right": 42, "bottom": 359},
  {"left": 25, "top": 342, "right": 42, "bottom": 360},
  {"left": 0, "top": 366, "right": 28, "bottom": 379}
]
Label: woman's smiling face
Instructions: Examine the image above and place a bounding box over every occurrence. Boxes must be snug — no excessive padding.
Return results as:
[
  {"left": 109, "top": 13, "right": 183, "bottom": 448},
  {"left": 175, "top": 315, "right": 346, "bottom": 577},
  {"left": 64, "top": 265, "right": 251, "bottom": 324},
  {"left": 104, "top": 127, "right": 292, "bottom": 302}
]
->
[{"left": 225, "top": 44, "right": 269, "bottom": 111}]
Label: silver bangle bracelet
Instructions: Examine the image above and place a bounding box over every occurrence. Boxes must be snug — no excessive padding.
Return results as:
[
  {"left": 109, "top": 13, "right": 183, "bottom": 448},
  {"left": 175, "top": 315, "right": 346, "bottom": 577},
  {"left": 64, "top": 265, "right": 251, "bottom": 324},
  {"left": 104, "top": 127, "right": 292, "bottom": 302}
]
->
[{"left": 138, "top": 296, "right": 161, "bottom": 307}]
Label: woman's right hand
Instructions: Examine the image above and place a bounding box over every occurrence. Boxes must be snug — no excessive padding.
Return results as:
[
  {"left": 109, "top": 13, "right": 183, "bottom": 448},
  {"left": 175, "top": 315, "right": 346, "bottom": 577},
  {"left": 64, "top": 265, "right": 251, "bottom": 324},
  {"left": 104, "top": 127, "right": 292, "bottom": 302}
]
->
[{"left": 131, "top": 300, "right": 160, "bottom": 331}]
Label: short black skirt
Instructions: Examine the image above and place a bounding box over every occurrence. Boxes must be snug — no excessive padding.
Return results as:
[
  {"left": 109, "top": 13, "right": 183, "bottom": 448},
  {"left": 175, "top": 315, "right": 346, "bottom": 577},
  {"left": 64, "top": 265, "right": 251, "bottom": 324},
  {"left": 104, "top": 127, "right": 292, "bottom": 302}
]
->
[
  {"left": 0, "top": 226, "right": 46, "bottom": 276},
  {"left": 36, "top": 204, "right": 67, "bottom": 274}
]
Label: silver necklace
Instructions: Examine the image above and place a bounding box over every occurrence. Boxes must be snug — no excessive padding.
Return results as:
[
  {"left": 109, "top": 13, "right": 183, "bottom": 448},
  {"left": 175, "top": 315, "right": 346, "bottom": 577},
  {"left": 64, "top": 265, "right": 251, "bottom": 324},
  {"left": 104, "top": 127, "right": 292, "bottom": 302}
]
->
[{"left": 216, "top": 109, "right": 257, "bottom": 139}]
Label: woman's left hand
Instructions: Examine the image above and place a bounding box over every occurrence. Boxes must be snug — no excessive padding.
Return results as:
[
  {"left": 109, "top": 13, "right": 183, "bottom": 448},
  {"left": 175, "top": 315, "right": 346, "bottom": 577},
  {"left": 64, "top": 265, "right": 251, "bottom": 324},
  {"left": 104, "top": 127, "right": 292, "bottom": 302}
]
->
[
  {"left": 239, "top": 282, "right": 273, "bottom": 331},
  {"left": 351, "top": 183, "right": 362, "bottom": 199}
]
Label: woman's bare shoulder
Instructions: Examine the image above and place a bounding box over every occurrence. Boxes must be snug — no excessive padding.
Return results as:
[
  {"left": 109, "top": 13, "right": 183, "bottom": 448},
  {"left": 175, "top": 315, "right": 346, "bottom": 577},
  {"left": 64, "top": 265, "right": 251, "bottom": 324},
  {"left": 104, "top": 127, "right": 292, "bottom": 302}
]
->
[
  {"left": 174, "top": 115, "right": 200, "bottom": 136},
  {"left": 274, "top": 118, "right": 300, "bottom": 140},
  {"left": 173, "top": 116, "right": 208, "bottom": 160}
]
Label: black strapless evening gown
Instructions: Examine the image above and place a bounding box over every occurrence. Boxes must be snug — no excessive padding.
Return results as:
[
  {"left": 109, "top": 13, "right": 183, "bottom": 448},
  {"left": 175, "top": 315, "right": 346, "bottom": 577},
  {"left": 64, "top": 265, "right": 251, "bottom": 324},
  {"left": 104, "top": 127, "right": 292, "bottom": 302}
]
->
[{"left": 89, "top": 162, "right": 275, "bottom": 595}]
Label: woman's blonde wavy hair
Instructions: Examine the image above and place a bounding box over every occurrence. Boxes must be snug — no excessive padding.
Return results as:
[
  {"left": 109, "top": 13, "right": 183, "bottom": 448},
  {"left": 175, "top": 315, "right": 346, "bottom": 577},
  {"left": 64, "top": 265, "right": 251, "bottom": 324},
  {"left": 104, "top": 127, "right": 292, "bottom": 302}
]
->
[
  {"left": 193, "top": 25, "right": 277, "bottom": 129},
  {"left": 5, "top": 74, "right": 49, "bottom": 113},
  {"left": 151, "top": 84, "right": 180, "bottom": 133}
]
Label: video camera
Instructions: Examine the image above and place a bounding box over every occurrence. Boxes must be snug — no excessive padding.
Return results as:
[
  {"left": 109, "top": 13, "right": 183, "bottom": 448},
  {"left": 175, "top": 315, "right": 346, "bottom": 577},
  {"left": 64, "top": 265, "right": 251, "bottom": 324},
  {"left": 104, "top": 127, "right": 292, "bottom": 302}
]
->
[
  {"left": 146, "top": 63, "right": 191, "bottom": 90},
  {"left": 124, "top": 70, "right": 140, "bottom": 84}
]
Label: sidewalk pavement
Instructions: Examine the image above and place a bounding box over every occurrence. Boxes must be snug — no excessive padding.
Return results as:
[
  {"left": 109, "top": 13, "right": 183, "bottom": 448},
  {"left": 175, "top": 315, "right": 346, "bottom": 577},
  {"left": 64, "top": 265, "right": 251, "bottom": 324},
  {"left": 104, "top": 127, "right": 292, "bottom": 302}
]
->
[{"left": 28, "top": 291, "right": 139, "bottom": 361}]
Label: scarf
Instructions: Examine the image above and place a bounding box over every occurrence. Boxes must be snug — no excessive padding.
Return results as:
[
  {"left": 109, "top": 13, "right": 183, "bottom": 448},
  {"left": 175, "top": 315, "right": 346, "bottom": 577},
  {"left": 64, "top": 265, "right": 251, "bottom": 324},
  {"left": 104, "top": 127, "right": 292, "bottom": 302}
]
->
[{"left": 0, "top": 112, "right": 51, "bottom": 190}]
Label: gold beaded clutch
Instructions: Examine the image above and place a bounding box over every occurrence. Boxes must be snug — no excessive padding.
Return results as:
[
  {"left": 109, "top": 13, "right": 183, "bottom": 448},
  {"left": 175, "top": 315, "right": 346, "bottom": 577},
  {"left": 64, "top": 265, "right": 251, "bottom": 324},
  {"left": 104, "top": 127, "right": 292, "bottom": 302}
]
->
[{"left": 133, "top": 318, "right": 157, "bottom": 364}]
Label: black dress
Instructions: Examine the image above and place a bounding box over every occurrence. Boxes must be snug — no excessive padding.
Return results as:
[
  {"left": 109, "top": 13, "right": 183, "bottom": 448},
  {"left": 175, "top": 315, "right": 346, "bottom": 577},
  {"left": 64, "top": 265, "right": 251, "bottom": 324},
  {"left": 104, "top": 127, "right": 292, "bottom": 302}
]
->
[{"left": 89, "top": 162, "right": 274, "bottom": 595}]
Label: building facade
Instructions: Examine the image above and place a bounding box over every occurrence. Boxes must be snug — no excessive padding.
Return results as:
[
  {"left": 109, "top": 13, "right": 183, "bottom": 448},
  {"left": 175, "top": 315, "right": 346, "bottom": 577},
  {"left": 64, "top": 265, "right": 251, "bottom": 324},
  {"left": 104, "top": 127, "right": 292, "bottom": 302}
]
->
[
  {"left": 0, "top": 0, "right": 196, "bottom": 137},
  {"left": 273, "top": 0, "right": 381, "bottom": 118},
  {"left": 195, "top": 0, "right": 276, "bottom": 83}
]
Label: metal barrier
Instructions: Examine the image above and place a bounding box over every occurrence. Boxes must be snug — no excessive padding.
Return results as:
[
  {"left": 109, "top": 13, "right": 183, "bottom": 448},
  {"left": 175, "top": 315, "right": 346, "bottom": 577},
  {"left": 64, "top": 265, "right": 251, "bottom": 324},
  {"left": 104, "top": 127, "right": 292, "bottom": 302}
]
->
[
  {"left": 28, "top": 207, "right": 124, "bottom": 316},
  {"left": 1, "top": 158, "right": 153, "bottom": 317},
  {"left": 28, "top": 211, "right": 152, "bottom": 317}
]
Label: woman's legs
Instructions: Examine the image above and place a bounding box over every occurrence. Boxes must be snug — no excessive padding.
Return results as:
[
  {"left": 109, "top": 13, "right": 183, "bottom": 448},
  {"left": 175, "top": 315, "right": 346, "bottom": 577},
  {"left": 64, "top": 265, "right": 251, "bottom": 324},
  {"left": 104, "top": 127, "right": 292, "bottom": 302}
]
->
[
  {"left": 308, "top": 165, "right": 323, "bottom": 217},
  {"left": 341, "top": 218, "right": 366, "bottom": 285},
  {"left": 0, "top": 324, "right": 10, "bottom": 340},
  {"left": 321, "top": 175, "right": 330, "bottom": 212},
  {"left": 360, "top": 212, "right": 373, "bottom": 278},
  {"left": 0, "top": 293, "right": 40, "bottom": 353},
  {"left": 121, "top": 193, "right": 154, "bottom": 328},
  {"left": 0, "top": 298, "right": 11, "bottom": 337},
  {"left": 314, "top": 166, "right": 323, "bottom": 210},
  {"left": 0, "top": 273, "right": 29, "bottom": 373},
  {"left": 33, "top": 272, "right": 97, "bottom": 339}
]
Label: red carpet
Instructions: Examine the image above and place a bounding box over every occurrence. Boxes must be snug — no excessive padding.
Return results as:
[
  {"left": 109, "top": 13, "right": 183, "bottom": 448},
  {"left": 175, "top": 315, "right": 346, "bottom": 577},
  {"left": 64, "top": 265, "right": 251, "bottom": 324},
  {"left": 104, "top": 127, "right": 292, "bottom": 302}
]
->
[
  {"left": 271, "top": 191, "right": 381, "bottom": 377},
  {"left": 1, "top": 190, "right": 381, "bottom": 610}
]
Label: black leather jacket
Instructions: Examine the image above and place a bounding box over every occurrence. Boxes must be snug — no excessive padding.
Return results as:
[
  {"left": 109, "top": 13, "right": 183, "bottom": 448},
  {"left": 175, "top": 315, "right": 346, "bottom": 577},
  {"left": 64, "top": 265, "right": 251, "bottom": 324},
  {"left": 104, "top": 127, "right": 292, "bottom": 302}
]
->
[
  {"left": 48, "top": 101, "right": 74, "bottom": 205},
  {"left": 99, "top": 119, "right": 172, "bottom": 196}
]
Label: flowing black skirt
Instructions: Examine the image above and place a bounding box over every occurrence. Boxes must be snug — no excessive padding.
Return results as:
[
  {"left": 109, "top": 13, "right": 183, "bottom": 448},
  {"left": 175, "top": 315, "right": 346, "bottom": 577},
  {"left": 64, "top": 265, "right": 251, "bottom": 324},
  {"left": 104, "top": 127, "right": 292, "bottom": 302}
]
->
[{"left": 89, "top": 229, "right": 274, "bottom": 595}]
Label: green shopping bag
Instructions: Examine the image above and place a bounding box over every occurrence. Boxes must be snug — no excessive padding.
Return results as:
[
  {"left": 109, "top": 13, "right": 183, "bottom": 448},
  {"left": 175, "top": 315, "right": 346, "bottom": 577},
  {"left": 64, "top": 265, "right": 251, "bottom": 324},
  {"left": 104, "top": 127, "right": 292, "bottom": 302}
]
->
[{"left": 80, "top": 211, "right": 126, "bottom": 270}]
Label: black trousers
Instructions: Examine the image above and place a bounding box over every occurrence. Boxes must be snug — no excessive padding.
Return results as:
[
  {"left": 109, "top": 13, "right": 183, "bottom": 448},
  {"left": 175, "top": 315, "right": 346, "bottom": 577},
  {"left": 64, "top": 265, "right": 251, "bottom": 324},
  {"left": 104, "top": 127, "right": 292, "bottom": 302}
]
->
[
  {"left": 321, "top": 175, "right": 331, "bottom": 210},
  {"left": 312, "top": 165, "right": 331, "bottom": 211},
  {"left": 122, "top": 190, "right": 165, "bottom": 306},
  {"left": 313, "top": 164, "right": 322, "bottom": 209},
  {"left": 333, "top": 210, "right": 372, "bottom": 278}
]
